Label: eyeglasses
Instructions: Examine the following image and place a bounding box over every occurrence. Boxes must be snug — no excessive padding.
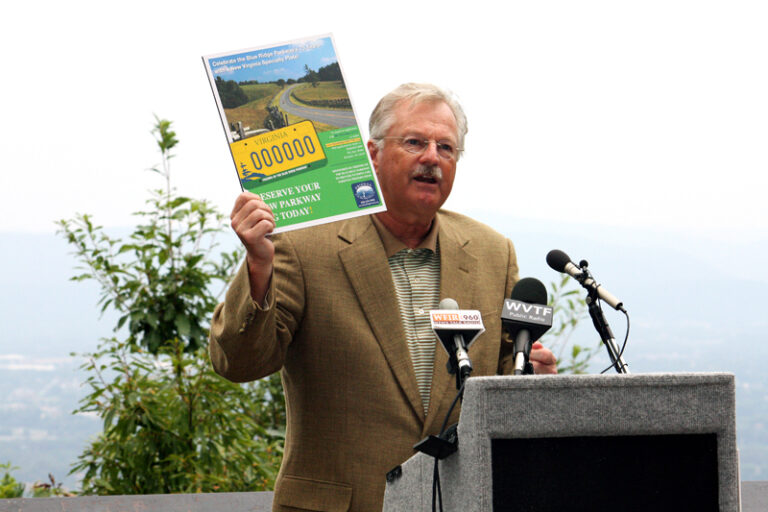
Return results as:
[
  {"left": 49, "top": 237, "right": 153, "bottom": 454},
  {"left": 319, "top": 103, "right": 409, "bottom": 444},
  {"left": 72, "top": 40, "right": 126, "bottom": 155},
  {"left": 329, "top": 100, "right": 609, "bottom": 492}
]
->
[{"left": 381, "top": 137, "right": 462, "bottom": 160}]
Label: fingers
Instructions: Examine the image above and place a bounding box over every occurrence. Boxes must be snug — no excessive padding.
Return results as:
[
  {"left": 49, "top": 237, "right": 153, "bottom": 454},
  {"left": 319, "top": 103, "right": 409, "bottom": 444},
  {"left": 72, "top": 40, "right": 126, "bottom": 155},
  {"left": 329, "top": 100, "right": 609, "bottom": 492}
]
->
[
  {"left": 232, "top": 192, "right": 275, "bottom": 241},
  {"left": 230, "top": 192, "right": 276, "bottom": 267},
  {"left": 530, "top": 341, "right": 558, "bottom": 374},
  {"left": 232, "top": 192, "right": 274, "bottom": 231},
  {"left": 230, "top": 192, "right": 276, "bottom": 303}
]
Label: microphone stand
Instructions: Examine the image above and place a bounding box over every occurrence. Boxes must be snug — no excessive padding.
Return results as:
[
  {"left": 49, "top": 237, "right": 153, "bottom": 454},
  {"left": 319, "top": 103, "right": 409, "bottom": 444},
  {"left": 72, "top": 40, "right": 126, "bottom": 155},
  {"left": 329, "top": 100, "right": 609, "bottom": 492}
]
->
[
  {"left": 512, "top": 345, "right": 535, "bottom": 375},
  {"left": 413, "top": 341, "right": 470, "bottom": 460},
  {"left": 452, "top": 334, "right": 474, "bottom": 390},
  {"left": 578, "top": 262, "right": 630, "bottom": 374}
]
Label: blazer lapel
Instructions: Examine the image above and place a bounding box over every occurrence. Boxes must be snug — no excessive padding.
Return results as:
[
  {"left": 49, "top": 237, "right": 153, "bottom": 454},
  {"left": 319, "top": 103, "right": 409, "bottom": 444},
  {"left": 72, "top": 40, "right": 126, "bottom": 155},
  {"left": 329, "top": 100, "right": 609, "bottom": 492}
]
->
[
  {"left": 423, "top": 215, "right": 478, "bottom": 436},
  {"left": 337, "top": 217, "right": 425, "bottom": 421}
]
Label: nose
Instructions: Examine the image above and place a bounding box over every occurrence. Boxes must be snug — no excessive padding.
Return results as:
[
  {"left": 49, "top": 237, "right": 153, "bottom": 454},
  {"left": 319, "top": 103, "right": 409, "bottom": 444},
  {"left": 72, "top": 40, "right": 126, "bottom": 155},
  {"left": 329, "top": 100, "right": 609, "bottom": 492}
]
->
[{"left": 419, "top": 140, "right": 441, "bottom": 165}]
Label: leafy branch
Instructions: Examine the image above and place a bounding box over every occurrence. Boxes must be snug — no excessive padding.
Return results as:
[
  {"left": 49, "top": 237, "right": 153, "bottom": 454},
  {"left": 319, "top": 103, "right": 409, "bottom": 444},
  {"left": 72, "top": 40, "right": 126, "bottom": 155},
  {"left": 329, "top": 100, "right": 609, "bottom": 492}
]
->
[{"left": 541, "top": 274, "right": 600, "bottom": 374}]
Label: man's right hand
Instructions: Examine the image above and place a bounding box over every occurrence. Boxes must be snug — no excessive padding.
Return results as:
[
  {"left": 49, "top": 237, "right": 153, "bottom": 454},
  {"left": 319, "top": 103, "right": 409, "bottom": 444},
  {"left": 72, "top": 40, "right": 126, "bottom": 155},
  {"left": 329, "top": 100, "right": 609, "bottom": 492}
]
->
[{"left": 230, "top": 191, "right": 276, "bottom": 304}]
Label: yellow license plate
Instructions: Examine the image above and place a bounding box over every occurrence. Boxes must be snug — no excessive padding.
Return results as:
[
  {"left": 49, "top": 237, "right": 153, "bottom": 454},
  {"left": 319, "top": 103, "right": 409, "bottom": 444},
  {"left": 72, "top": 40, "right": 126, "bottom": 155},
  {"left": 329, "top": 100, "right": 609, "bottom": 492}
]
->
[{"left": 229, "top": 120, "right": 327, "bottom": 183}]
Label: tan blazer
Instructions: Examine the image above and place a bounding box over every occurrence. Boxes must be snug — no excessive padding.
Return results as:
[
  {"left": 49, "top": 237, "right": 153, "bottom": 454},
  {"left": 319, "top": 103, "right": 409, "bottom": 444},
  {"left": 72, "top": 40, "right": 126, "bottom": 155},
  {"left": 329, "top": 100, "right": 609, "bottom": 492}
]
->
[{"left": 209, "top": 210, "right": 519, "bottom": 511}]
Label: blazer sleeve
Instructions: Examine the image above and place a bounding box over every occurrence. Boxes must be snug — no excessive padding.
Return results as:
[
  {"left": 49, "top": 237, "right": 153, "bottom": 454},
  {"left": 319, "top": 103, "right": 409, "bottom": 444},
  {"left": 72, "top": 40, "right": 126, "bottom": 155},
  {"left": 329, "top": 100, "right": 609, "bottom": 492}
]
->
[{"left": 209, "top": 233, "right": 305, "bottom": 383}]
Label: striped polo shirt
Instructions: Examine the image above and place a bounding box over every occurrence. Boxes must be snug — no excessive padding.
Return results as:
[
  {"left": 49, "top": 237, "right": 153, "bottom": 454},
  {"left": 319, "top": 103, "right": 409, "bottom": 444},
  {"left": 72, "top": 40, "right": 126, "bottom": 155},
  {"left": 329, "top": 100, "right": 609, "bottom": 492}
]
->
[{"left": 372, "top": 215, "right": 441, "bottom": 416}]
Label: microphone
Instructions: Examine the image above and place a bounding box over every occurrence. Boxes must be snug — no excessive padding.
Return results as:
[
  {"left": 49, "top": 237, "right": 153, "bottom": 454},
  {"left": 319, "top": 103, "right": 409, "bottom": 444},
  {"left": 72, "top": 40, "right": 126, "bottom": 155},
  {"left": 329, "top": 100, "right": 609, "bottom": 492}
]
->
[
  {"left": 415, "top": 298, "right": 484, "bottom": 459},
  {"left": 546, "top": 249, "right": 625, "bottom": 312},
  {"left": 547, "top": 249, "right": 630, "bottom": 373},
  {"left": 501, "top": 278, "right": 553, "bottom": 375},
  {"left": 431, "top": 298, "right": 485, "bottom": 389}
]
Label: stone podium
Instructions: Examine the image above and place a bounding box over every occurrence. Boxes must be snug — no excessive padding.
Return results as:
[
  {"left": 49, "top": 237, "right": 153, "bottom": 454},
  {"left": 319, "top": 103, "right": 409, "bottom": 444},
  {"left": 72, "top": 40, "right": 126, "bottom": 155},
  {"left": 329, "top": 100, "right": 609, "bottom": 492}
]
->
[{"left": 383, "top": 373, "right": 739, "bottom": 512}]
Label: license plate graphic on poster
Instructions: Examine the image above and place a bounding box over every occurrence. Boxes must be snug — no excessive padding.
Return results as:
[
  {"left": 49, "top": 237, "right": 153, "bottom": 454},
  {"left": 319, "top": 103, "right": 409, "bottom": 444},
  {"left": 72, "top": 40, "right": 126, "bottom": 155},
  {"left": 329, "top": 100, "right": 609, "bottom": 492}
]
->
[{"left": 230, "top": 120, "right": 328, "bottom": 188}]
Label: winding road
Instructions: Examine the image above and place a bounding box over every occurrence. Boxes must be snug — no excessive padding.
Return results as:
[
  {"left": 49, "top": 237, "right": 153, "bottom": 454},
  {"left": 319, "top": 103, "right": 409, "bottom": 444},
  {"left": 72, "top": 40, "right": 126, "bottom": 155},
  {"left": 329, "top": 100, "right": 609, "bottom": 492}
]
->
[{"left": 279, "top": 84, "right": 357, "bottom": 128}]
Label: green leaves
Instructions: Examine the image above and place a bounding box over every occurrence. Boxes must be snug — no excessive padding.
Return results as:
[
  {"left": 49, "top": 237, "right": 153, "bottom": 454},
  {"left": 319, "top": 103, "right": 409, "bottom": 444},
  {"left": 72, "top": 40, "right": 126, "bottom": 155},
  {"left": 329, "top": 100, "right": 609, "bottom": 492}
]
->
[
  {"left": 70, "top": 338, "right": 284, "bottom": 494},
  {"left": 57, "top": 118, "right": 286, "bottom": 495},
  {"left": 57, "top": 122, "right": 236, "bottom": 354},
  {"left": 0, "top": 463, "right": 25, "bottom": 498},
  {"left": 152, "top": 115, "right": 178, "bottom": 155},
  {"left": 541, "top": 275, "right": 600, "bottom": 374},
  {"left": 1, "top": 463, "right": 73, "bottom": 498}
]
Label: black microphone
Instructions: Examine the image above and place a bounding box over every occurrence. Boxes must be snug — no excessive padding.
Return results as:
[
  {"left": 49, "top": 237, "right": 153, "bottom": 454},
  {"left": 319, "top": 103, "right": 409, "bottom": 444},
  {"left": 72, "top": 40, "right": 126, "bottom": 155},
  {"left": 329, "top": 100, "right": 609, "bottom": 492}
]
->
[
  {"left": 546, "top": 249, "right": 625, "bottom": 312},
  {"left": 501, "top": 278, "right": 553, "bottom": 375}
]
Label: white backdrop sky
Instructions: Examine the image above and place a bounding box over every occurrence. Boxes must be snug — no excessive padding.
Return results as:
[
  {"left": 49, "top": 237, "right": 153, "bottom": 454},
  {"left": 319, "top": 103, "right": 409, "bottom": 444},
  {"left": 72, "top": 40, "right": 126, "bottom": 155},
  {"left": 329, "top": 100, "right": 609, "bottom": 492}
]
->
[{"left": 1, "top": 0, "right": 766, "bottom": 240}]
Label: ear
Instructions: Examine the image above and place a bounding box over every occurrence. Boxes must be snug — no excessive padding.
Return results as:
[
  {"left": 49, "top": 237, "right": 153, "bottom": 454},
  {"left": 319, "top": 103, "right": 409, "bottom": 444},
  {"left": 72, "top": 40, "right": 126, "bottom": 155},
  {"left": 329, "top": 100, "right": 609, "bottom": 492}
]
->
[{"left": 367, "top": 140, "right": 380, "bottom": 172}]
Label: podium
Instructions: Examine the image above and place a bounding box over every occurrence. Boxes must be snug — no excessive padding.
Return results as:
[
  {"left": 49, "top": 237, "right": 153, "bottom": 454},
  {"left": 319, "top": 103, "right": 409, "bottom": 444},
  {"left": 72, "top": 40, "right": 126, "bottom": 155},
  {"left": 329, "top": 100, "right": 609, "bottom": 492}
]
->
[{"left": 383, "top": 373, "right": 739, "bottom": 512}]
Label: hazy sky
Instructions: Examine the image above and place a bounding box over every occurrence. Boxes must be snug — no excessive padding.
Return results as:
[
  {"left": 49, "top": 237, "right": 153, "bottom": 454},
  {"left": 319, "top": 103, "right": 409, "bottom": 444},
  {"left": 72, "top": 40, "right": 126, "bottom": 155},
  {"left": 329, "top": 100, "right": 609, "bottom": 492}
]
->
[{"left": 2, "top": 0, "right": 766, "bottom": 242}]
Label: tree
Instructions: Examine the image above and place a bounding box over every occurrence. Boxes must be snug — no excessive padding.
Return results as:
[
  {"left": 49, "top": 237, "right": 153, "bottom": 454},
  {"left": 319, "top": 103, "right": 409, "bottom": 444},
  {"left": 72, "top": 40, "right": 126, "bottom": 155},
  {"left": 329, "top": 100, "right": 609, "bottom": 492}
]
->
[
  {"left": 214, "top": 76, "right": 249, "bottom": 109},
  {"left": 58, "top": 118, "right": 285, "bottom": 494},
  {"left": 317, "top": 61, "right": 344, "bottom": 86},
  {"left": 68, "top": 338, "right": 284, "bottom": 494},
  {"left": 303, "top": 65, "right": 319, "bottom": 88},
  {"left": 60, "top": 118, "right": 233, "bottom": 354}
]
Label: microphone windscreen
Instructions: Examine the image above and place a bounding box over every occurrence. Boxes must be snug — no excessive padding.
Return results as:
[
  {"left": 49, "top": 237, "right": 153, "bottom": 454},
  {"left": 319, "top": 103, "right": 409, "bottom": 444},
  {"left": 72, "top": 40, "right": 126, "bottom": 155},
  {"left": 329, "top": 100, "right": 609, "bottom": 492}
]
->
[
  {"left": 546, "top": 249, "right": 572, "bottom": 273},
  {"left": 439, "top": 298, "right": 460, "bottom": 310},
  {"left": 510, "top": 277, "right": 548, "bottom": 305}
]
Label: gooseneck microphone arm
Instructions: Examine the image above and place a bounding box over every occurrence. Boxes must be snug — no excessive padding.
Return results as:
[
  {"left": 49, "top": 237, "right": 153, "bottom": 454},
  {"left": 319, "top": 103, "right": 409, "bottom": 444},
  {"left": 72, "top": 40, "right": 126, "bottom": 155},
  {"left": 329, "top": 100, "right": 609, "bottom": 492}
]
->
[
  {"left": 547, "top": 250, "right": 630, "bottom": 374},
  {"left": 581, "top": 264, "right": 630, "bottom": 374}
]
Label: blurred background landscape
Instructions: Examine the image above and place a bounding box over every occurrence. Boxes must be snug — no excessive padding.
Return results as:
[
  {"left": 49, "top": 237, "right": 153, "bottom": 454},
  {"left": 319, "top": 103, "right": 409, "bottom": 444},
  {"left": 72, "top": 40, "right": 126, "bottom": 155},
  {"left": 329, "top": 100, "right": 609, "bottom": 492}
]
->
[{"left": 1, "top": 0, "right": 766, "bottom": 492}]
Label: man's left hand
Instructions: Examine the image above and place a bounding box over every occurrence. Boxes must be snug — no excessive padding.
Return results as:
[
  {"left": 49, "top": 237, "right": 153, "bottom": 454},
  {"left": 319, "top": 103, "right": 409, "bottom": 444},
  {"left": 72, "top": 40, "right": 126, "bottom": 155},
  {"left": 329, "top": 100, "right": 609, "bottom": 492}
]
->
[{"left": 530, "top": 341, "right": 557, "bottom": 374}]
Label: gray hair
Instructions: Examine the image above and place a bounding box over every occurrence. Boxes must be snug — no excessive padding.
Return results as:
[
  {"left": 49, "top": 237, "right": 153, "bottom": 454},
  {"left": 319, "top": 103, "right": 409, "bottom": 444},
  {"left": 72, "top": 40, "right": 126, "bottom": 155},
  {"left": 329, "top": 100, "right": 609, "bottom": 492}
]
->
[{"left": 369, "top": 83, "right": 468, "bottom": 156}]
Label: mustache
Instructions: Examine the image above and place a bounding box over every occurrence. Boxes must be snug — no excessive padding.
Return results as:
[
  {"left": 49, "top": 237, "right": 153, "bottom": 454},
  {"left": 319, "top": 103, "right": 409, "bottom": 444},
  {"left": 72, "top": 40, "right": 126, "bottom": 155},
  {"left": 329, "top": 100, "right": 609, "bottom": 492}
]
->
[{"left": 409, "top": 165, "right": 442, "bottom": 180}]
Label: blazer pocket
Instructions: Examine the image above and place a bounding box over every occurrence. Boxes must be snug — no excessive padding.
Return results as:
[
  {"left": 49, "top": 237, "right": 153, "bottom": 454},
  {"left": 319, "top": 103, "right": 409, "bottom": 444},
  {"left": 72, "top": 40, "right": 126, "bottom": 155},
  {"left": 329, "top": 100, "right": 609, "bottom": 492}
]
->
[{"left": 275, "top": 475, "right": 353, "bottom": 512}]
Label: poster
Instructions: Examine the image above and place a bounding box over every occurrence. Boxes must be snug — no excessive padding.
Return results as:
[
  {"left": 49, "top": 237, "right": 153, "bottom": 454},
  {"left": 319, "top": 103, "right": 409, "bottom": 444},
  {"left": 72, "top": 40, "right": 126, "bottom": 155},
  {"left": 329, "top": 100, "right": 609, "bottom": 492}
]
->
[{"left": 202, "top": 34, "right": 386, "bottom": 233}]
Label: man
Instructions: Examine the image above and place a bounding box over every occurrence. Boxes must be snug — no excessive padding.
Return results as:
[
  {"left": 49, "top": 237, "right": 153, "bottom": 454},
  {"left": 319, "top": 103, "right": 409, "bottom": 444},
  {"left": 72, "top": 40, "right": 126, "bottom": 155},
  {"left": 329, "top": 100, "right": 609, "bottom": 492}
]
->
[{"left": 210, "top": 83, "right": 557, "bottom": 511}]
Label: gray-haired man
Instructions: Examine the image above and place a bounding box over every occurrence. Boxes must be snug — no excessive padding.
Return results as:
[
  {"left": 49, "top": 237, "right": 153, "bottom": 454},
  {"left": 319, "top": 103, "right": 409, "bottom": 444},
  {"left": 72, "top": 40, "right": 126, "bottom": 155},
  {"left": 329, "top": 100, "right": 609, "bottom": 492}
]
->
[{"left": 210, "top": 83, "right": 556, "bottom": 511}]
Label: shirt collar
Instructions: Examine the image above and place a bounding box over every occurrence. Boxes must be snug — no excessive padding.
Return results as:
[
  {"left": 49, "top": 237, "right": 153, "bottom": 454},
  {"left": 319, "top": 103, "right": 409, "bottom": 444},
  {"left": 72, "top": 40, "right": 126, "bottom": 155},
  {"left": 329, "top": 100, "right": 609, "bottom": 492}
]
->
[{"left": 371, "top": 214, "right": 440, "bottom": 257}]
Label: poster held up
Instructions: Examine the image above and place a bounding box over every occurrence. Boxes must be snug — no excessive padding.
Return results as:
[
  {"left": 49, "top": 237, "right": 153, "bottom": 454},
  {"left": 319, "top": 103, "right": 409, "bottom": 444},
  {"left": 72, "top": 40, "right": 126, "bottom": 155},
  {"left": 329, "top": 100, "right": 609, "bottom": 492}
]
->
[{"left": 202, "top": 34, "right": 386, "bottom": 233}]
